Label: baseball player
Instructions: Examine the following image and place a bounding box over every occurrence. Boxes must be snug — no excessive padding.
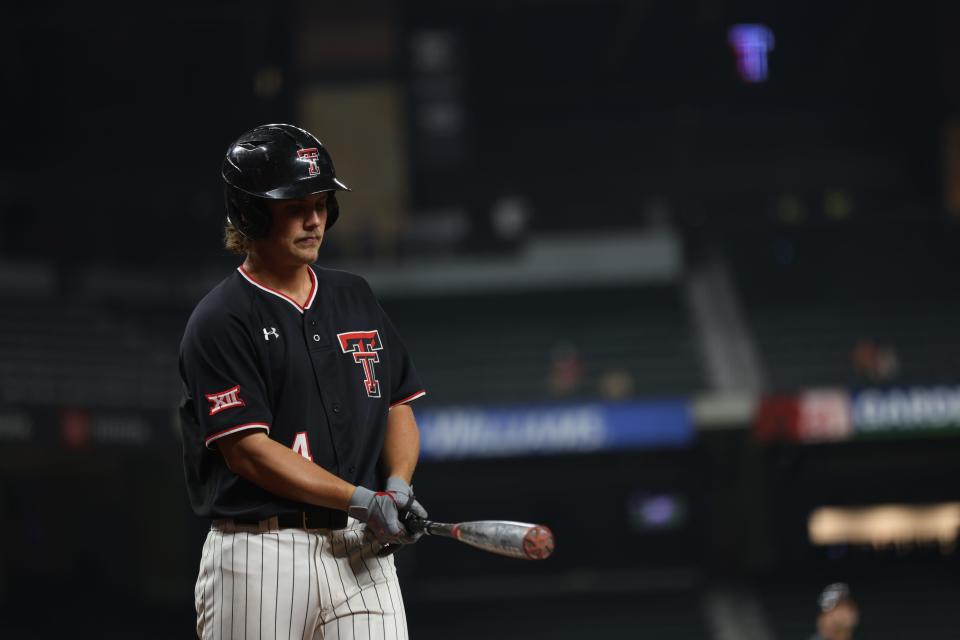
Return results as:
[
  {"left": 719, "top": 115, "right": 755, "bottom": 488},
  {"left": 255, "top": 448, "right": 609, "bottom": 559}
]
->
[
  {"left": 179, "top": 123, "right": 428, "bottom": 639},
  {"left": 810, "top": 583, "right": 860, "bottom": 640}
]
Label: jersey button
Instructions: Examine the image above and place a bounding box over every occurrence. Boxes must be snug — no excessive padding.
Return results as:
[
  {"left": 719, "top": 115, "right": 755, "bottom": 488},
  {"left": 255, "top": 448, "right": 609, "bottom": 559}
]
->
[
  {"left": 332, "top": 403, "right": 342, "bottom": 414},
  {"left": 348, "top": 465, "right": 356, "bottom": 474},
  {"left": 313, "top": 334, "right": 321, "bottom": 342},
  {"left": 310, "top": 320, "right": 316, "bottom": 326}
]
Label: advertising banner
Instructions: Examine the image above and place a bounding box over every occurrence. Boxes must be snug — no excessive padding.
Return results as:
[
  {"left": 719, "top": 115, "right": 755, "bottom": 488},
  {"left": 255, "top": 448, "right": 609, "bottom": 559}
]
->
[
  {"left": 852, "top": 386, "right": 960, "bottom": 436},
  {"left": 754, "top": 389, "right": 852, "bottom": 444},
  {"left": 417, "top": 399, "right": 693, "bottom": 460},
  {"left": 754, "top": 386, "right": 960, "bottom": 443},
  {"left": 0, "top": 405, "right": 173, "bottom": 450}
]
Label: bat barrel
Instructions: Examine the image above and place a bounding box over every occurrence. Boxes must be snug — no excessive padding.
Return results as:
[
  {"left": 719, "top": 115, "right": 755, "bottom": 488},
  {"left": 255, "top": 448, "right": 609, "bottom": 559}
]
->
[
  {"left": 400, "top": 515, "right": 555, "bottom": 560},
  {"left": 451, "top": 520, "right": 555, "bottom": 560}
]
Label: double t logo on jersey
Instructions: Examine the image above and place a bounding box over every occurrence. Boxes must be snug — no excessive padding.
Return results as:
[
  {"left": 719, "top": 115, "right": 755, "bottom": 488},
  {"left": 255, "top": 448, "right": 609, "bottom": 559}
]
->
[{"left": 337, "top": 330, "right": 383, "bottom": 398}]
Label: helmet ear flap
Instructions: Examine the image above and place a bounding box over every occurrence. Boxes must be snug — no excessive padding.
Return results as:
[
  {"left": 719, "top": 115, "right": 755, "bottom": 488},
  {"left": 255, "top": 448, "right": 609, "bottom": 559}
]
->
[
  {"left": 326, "top": 193, "right": 340, "bottom": 230},
  {"left": 243, "top": 198, "right": 271, "bottom": 238},
  {"left": 224, "top": 185, "right": 271, "bottom": 238}
]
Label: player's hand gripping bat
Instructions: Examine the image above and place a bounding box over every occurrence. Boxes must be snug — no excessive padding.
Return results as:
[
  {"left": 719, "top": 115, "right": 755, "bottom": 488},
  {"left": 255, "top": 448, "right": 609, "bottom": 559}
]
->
[{"left": 379, "top": 513, "right": 555, "bottom": 560}]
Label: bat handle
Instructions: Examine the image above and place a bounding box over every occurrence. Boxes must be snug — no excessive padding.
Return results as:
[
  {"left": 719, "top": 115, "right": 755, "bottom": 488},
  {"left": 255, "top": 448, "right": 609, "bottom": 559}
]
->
[
  {"left": 402, "top": 512, "right": 431, "bottom": 535},
  {"left": 375, "top": 513, "right": 432, "bottom": 557}
]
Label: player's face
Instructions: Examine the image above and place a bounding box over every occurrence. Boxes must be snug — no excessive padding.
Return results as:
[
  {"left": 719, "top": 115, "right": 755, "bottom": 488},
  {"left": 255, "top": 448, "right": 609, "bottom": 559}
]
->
[
  {"left": 263, "top": 193, "right": 329, "bottom": 265},
  {"left": 820, "top": 602, "right": 859, "bottom": 640}
]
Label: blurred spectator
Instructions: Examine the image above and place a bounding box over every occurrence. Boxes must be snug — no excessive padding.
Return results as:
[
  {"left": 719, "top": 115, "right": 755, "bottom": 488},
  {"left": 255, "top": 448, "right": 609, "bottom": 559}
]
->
[
  {"left": 851, "top": 338, "right": 900, "bottom": 383},
  {"left": 597, "top": 367, "right": 635, "bottom": 400},
  {"left": 547, "top": 342, "right": 583, "bottom": 398},
  {"left": 810, "top": 582, "right": 860, "bottom": 640}
]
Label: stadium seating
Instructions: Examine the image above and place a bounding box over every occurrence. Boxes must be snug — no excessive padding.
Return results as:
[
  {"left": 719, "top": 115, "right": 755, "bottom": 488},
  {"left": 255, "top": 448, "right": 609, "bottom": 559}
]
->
[
  {"left": 0, "top": 298, "right": 185, "bottom": 409},
  {"left": 0, "top": 283, "right": 702, "bottom": 409},
  {"left": 726, "top": 223, "right": 960, "bottom": 391},
  {"left": 382, "top": 284, "right": 703, "bottom": 404}
]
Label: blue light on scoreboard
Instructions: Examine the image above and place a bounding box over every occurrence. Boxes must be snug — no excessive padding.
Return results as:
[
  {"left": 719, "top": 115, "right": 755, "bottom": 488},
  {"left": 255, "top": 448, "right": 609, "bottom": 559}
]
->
[{"left": 728, "top": 23, "right": 775, "bottom": 83}]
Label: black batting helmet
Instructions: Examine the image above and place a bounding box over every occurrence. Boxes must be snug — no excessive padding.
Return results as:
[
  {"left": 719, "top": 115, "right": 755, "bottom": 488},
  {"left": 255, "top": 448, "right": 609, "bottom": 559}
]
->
[
  {"left": 221, "top": 123, "right": 351, "bottom": 238},
  {"left": 818, "top": 583, "right": 854, "bottom": 612}
]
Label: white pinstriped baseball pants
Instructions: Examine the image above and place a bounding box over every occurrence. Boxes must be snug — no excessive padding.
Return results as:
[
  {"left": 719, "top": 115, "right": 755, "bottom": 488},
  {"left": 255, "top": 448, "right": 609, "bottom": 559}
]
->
[{"left": 195, "top": 518, "right": 409, "bottom": 640}]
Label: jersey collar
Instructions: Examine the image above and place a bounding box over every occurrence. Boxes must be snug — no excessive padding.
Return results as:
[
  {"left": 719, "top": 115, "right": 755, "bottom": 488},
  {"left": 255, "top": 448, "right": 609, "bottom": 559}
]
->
[{"left": 237, "top": 265, "right": 318, "bottom": 313}]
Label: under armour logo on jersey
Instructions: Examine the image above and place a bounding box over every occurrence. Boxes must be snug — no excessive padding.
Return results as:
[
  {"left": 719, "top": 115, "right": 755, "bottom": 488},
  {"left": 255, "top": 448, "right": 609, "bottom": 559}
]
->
[
  {"left": 263, "top": 327, "right": 280, "bottom": 341},
  {"left": 205, "top": 385, "right": 245, "bottom": 416},
  {"left": 337, "top": 330, "right": 383, "bottom": 398},
  {"left": 297, "top": 148, "right": 321, "bottom": 176}
]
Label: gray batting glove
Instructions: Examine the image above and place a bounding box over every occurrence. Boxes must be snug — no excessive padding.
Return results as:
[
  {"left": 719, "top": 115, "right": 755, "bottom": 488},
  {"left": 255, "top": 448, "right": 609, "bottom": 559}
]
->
[
  {"left": 347, "top": 486, "right": 403, "bottom": 545},
  {"left": 386, "top": 476, "right": 428, "bottom": 544}
]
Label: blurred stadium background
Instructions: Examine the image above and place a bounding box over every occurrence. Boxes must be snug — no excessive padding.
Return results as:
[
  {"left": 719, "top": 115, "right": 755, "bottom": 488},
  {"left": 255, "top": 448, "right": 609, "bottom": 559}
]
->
[{"left": 3, "top": 1, "right": 960, "bottom": 638}]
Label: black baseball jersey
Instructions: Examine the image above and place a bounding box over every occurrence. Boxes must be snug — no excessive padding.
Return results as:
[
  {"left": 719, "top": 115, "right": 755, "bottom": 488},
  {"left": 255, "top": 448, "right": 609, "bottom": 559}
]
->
[{"left": 178, "top": 265, "right": 425, "bottom": 520}]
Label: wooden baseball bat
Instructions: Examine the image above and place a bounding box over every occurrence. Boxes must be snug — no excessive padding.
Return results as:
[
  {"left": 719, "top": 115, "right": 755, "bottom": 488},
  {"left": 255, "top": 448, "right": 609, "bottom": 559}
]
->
[{"left": 401, "top": 515, "right": 555, "bottom": 560}]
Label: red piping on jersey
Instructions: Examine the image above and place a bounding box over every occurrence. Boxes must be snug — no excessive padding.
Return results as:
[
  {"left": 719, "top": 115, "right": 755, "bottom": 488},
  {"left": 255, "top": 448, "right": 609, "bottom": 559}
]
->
[
  {"left": 237, "top": 266, "right": 318, "bottom": 312},
  {"left": 205, "top": 422, "right": 270, "bottom": 448},
  {"left": 389, "top": 389, "right": 427, "bottom": 409}
]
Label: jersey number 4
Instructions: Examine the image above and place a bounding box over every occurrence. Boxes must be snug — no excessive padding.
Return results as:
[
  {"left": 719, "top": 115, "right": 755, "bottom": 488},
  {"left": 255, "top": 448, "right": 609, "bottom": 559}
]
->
[{"left": 292, "top": 432, "right": 313, "bottom": 461}]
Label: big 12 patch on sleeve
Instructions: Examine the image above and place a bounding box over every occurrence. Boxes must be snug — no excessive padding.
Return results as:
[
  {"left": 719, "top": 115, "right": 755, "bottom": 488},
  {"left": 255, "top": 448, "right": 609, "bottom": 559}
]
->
[{"left": 205, "top": 385, "right": 245, "bottom": 415}]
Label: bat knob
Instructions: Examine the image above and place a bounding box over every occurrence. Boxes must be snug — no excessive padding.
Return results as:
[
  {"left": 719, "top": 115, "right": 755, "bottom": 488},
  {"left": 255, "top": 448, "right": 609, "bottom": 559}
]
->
[
  {"left": 522, "top": 525, "right": 555, "bottom": 560},
  {"left": 402, "top": 512, "right": 427, "bottom": 534},
  {"left": 377, "top": 513, "right": 429, "bottom": 557}
]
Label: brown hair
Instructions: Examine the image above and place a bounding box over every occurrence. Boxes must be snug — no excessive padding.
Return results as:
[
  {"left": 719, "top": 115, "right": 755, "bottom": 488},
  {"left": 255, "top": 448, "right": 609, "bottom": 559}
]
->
[{"left": 224, "top": 221, "right": 251, "bottom": 255}]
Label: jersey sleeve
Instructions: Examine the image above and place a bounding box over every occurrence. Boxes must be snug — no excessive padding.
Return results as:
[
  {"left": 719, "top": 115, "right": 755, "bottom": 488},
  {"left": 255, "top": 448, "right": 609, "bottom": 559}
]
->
[
  {"left": 377, "top": 304, "right": 426, "bottom": 408},
  {"left": 179, "top": 310, "right": 273, "bottom": 448}
]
